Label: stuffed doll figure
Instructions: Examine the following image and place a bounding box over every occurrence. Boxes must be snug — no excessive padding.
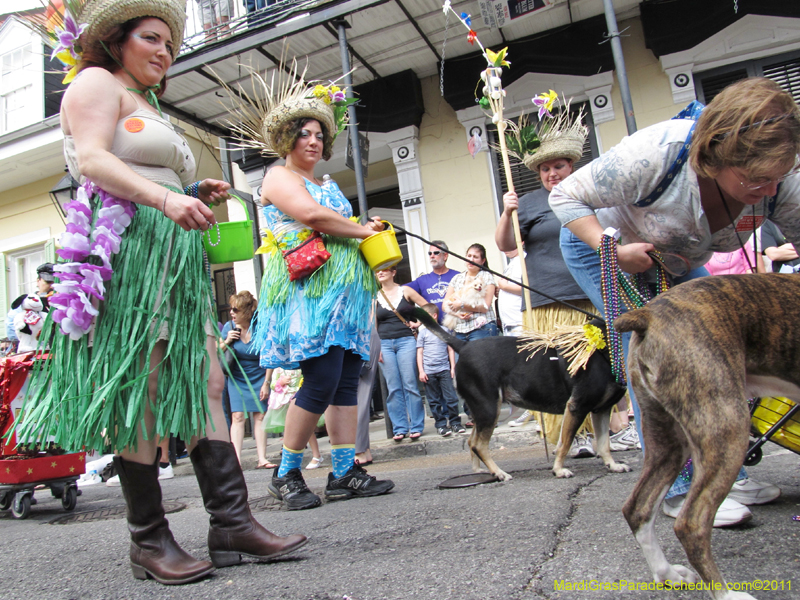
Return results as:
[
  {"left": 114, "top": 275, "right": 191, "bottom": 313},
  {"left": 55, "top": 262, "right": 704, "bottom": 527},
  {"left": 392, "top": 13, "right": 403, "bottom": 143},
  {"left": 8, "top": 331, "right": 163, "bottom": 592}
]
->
[{"left": 12, "top": 294, "right": 49, "bottom": 353}]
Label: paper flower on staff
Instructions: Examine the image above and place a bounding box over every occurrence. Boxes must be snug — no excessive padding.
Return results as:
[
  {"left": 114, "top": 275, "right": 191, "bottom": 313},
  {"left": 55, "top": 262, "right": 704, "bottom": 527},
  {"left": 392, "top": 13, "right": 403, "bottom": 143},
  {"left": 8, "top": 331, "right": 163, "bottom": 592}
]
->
[
  {"left": 467, "top": 29, "right": 477, "bottom": 45},
  {"left": 460, "top": 12, "right": 472, "bottom": 27},
  {"left": 442, "top": 0, "right": 451, "bottom": 13},
  {"left": 533, "top": 89, "right": 558, "bottom": 119},
  {"left": 485, "top": 47, "right": 510, "bottom": 68}
]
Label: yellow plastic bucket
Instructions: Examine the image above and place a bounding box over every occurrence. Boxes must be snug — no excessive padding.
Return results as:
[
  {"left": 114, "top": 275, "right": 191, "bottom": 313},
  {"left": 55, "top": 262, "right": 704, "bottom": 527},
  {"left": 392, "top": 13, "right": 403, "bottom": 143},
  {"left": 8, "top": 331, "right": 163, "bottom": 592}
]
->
[
  {"left": 359, "top": 221, "right": 403, "bottom": 271},
  {"left": 202, "top": 194, "right": 255, "bottom": 264}
]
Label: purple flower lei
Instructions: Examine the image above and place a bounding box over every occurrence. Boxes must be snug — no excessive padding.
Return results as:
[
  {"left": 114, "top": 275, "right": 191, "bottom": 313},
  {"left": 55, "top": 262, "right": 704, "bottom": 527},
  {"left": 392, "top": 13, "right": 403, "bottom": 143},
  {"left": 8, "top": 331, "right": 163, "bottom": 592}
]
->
[{"left": 50, "top": 180, "right": 136, "bottom": 340}]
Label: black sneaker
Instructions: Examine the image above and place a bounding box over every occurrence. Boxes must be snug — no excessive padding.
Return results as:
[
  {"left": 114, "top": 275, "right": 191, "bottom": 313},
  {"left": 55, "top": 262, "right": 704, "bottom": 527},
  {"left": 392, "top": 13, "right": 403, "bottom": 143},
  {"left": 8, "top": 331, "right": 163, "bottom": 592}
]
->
[
  {"left": 438, "top": 426, "right": 453, "bottom": 437},
  {"left": 453, "top": 425, "right": 467, "bottom": 434},
  {"left": 268, "top": 467, "right": 321, "bottom": 510},
  {"left": 324, "top": 464, "right": 395, "bottom": 500}
]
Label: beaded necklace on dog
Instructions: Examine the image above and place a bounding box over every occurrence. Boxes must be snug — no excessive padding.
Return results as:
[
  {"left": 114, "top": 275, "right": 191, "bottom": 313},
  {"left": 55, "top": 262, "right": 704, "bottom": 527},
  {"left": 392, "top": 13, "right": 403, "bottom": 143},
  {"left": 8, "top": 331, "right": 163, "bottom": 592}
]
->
[{"left": 598, "top": 228, "right": 670, "bottom": 384}]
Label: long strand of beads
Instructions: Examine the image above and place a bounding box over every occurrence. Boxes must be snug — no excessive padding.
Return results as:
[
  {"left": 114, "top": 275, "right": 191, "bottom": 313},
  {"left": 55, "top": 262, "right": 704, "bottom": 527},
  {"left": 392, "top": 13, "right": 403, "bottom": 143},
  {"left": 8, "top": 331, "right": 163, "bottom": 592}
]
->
[{"left": 598, "top": 232, "right": 627, "bottom": 384}]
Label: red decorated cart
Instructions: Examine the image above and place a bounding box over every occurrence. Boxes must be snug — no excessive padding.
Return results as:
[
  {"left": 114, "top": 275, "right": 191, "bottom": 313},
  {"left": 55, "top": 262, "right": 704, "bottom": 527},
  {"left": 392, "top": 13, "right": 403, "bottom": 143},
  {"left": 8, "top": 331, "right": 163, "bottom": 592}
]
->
[{"left": 0, "top": 352, "right": 85, "bottom": 519}]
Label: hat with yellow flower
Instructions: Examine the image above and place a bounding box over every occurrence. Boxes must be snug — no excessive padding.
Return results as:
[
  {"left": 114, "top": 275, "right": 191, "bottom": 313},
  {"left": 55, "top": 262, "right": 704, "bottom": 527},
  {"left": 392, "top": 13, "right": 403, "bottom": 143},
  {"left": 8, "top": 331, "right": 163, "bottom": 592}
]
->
[
  {"left": 216, "top": 60, "right": 356, "bottom": 159},
  {"left": 506, "top": 91, "right": 589, "bottom": 172},
  {"left": 30, "top": 0, "right": 186, "bottom": 83}
]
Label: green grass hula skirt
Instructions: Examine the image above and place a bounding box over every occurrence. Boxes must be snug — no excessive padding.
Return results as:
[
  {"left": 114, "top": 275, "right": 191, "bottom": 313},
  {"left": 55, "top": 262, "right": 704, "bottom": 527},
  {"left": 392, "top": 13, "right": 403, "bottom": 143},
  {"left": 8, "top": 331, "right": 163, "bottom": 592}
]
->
[{"left": 18, "top": 194, "right": 214, "bottom": 453}]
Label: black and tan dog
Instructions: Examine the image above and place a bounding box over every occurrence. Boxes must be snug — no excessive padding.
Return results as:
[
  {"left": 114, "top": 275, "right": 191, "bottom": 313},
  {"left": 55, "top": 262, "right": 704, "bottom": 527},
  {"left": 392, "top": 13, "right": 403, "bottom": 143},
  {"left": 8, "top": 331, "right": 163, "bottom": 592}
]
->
[
  {"left": 412, "top": 308, "right": 629, "bottom": 480},
  {"left": 615, "top": 274, "right": 799, "bottom": 599}
]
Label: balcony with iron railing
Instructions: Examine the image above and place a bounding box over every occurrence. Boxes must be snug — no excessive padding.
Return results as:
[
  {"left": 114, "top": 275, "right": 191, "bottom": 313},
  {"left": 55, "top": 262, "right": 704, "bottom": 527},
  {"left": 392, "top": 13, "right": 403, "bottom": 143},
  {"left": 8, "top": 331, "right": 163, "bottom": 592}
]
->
[{"left": 180, "top": 0, "right": 314, "bottom": 54}]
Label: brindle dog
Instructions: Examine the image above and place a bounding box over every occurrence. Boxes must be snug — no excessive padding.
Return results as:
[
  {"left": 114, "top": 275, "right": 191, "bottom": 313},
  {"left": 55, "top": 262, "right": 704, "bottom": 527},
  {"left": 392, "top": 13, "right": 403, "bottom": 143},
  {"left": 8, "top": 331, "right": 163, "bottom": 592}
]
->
[{"left": 616, "top": 274, "right": 799, "bottom": 600}]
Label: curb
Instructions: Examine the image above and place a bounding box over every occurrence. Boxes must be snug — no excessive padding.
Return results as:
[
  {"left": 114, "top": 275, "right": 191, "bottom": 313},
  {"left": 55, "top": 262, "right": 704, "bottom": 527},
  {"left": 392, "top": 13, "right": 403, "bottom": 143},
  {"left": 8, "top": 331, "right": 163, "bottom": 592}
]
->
[{"left": 173, "top": 426, "right": 545, "bottom": 477}]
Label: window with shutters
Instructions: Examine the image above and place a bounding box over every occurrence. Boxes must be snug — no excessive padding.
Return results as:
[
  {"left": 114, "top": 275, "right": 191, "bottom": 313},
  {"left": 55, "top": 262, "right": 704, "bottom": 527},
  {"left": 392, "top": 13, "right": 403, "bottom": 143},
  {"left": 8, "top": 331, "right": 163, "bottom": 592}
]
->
[
  {"left": 487, "top": 102, "right": 598, "bottom": 213},
  {"left": 695, "top": 49, "right": 800, "bottom": 105}
]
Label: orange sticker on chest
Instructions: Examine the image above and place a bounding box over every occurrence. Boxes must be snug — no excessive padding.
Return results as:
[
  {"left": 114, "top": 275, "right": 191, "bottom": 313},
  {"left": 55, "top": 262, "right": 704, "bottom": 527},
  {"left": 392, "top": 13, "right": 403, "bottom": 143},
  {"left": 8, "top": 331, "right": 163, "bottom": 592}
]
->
[{"left": 124, "top": 118, "right": 145, "bottom": 133}]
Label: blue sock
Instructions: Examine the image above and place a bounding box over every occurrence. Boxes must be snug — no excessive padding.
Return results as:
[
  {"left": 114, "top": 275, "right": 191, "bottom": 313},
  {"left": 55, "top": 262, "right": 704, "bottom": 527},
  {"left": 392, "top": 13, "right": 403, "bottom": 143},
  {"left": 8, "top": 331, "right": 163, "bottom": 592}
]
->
[
  {"left": 277, "top": 446, "right": 304, "bottom": 478},
  {"left": 331, "top": 444, "right": 355, "bottom": 478}
]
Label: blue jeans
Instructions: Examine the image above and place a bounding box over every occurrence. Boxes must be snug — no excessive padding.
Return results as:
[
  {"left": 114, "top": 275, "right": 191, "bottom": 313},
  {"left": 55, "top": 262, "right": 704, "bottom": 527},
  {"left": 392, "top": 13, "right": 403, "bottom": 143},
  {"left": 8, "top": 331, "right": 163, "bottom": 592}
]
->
[
  {"left": 559, "top": 228, "right": 746, "bottom": 497},
  {"left": 425, "top": 370, "right": 460, "bottom": 429},
  {"left": 454, "top": 321, "right": 498, "bottom": 343},
  {"left": 380, "top": 336, "right": 425, "bottom": 435}
]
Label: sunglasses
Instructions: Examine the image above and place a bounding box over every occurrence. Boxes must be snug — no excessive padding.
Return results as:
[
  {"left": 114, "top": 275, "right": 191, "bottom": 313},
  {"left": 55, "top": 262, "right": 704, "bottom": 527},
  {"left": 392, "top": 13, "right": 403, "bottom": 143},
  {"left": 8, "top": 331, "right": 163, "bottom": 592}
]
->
[
  {"left": 428, "top": 251, "right": 442, "bottom": 256},
  {"left": 230, "top": 307, "right": 240, "bottom": 314}
]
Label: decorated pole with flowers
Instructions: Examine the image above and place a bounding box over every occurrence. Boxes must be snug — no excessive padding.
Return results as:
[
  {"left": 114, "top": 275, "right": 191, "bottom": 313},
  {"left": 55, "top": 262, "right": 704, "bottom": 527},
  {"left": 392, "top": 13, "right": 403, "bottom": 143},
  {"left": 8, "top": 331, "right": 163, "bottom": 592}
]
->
[{"left": 442, "top": 2, "right": 532, "bottom": 316}]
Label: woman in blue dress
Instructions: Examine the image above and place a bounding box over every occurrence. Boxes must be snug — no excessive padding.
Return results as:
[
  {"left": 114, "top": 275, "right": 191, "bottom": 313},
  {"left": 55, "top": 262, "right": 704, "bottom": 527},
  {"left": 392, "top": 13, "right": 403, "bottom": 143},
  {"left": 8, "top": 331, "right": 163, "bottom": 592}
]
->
[
  {"left": 220, "top": 291, "right": 273, "bottom": 468},
  {"left": 230, "top": 73, "right": 396, "bottom": 510}
]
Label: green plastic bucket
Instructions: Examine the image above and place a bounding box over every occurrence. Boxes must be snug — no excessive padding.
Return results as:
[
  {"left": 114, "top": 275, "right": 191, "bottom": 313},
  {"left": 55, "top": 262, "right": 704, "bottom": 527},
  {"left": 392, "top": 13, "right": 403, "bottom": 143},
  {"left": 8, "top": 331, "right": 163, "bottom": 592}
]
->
[{"left": 202, "top": 193, "right": 255, "bottom": 264}]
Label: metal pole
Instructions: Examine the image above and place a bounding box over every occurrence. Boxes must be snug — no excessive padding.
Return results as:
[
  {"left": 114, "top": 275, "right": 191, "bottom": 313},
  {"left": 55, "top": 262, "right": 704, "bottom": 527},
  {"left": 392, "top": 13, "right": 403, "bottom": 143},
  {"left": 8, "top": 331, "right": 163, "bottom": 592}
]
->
[
  {"left": 602, "top": 0, "right": 637, "bottom": 135},
  {"left": 333, "top": 19, "right": 369, "bottom": 221}
]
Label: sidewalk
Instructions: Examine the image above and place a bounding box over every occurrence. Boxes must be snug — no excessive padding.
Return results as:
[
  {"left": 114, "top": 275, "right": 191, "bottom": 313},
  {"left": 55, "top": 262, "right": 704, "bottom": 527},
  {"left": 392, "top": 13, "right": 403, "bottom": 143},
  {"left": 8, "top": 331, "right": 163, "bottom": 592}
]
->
[{"left": 173, "top": 407, "right": 546, "bottom": 476}]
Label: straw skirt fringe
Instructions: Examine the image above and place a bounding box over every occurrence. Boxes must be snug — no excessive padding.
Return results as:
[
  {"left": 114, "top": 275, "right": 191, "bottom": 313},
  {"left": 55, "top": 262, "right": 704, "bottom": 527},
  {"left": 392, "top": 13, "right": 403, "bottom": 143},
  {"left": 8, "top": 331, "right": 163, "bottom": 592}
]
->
[
  {"left": 522, "top": 300, "right": 596, "bottom": 444},
  {"left": 18, "top": 192, "right": 214, "bottom": 453}
]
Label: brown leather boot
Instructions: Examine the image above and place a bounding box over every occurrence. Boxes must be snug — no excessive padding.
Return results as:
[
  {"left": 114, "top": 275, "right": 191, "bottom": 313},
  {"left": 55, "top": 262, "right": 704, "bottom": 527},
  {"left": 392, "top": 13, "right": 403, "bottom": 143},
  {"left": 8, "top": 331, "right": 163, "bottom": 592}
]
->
[
  {"left": 190, "top": 438, "right": 308, "bottom": 567},
  {"left": 114, "top": 452, "right": 215, "bottom": 584}
]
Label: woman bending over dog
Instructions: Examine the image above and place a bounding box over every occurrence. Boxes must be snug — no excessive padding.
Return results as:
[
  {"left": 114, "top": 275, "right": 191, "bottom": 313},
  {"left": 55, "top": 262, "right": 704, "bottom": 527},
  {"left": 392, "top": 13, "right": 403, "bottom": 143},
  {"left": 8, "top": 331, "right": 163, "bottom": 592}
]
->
[{"left": 549, "top": 77, "right": 800, "bottom": 526}]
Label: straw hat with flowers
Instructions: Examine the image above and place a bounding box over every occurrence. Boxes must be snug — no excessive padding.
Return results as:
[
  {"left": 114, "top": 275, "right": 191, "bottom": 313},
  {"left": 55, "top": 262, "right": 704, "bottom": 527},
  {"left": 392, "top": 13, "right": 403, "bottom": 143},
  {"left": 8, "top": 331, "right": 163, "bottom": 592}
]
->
[
  {"left": 506, "top": 91, "right": 589, "bottom": 172},
  {"left": 30, "top": 0, "right": 186, "bottom": 83},
  {"left": 215, "top": 56, "right": 356, "bottom": 160}
]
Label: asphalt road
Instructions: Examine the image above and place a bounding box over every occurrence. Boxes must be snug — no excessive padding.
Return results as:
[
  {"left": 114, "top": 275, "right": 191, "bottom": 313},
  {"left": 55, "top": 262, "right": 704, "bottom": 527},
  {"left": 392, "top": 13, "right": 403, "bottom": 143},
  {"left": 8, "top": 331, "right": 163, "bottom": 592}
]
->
[{"left": 1, "top": 440, "right": 797, "bottom": 600}]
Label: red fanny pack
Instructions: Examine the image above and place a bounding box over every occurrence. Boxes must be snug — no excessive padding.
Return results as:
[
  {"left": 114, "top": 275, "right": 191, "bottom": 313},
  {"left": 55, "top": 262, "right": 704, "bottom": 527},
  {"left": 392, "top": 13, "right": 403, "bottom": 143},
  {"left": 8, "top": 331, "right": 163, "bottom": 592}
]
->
[{"left": 282, "top": 231, "right": 331, "bottom": 281}]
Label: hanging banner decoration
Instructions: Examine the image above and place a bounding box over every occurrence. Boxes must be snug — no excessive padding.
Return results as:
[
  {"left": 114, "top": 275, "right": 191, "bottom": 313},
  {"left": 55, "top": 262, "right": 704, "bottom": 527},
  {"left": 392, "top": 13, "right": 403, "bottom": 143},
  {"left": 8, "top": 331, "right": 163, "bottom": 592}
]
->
[{"left": 478, "top": 0, "right": 560, "bottom": 29}]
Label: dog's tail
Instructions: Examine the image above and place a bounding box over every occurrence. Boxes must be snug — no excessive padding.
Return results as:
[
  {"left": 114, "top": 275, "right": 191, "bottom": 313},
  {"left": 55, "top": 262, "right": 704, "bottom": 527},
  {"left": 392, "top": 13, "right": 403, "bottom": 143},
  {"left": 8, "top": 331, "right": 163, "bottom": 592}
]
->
[
  {"left": 411, "top": 306, "right": 467, "bottom": 353},
  {"left": 613, "top": 307, "right": 651, "bottom": 335}
]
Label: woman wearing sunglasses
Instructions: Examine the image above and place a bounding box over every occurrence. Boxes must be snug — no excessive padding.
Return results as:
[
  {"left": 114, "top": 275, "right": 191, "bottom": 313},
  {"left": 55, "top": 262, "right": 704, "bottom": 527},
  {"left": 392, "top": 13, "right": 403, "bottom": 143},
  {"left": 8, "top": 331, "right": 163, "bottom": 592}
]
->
[{"left": 550, "top": 77, "right": 800, "bottom": 526}]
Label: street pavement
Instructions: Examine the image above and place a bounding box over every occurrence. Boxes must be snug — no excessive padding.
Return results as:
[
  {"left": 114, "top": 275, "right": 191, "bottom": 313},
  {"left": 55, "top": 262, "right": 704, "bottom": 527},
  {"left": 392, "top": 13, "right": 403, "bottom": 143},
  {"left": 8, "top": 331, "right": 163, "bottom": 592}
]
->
[{"left": 1, "top": 415, "right": 798, "bottom": 600}]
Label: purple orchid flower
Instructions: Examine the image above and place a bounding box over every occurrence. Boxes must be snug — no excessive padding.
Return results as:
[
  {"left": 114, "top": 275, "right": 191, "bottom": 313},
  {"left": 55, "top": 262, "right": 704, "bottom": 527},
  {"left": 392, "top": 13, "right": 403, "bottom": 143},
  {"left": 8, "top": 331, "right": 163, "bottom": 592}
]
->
[
  {"left": 51, "top": 11, "right": 87, "bottom": 61},
  {"left": 331, "top": 90, "right": 346, "bottom": 103}
]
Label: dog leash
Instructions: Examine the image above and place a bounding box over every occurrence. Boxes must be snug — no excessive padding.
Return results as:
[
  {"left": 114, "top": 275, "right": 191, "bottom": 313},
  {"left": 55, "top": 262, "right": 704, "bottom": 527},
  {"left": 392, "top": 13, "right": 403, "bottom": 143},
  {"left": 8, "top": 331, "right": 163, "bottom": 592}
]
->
[{"left": 388, "top": 224, "right": 599, "bottom": 322}]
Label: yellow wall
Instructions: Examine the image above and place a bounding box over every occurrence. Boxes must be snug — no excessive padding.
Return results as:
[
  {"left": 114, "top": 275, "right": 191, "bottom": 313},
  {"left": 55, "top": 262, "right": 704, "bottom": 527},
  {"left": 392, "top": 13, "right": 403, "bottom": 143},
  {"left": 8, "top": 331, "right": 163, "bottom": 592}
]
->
[
  {"left": 417, "top": 75, "right": 503, "bottom": 272},
  {"left": 0, "top": 175, "right": 65, "bottom": 247},
  {"left": 595, "top": 17, "right": 690, "bottom": 150}
]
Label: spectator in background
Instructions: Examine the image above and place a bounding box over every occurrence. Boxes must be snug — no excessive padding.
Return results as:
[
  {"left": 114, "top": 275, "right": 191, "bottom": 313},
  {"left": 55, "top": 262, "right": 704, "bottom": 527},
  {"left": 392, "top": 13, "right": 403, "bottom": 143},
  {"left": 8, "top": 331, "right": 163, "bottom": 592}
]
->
[
  {"left": 496, "top": 249, "right": 524, "bottom": 336},
  {"left": 406, "top": 241, "right": 459, "bottom": 323},
  {"left": 220, "top": 291, "right": 271, "bottom": 468},
  {"left": 195, "top": 0, "right": 233, "bottom": 41},
  {"left": 416, "top": 304, "right": 462, "bottom": 437},
  {"left": 36, "top": 263, "right": 56, "bottom": 298},
  {"left": 704, "top": 236, "right": 765, "bottom": 275},
  {"left": 761, "top": 220, "right": 800, "bottom": 272},
  {"left": 376, "top": 266, "right": 427, "bottom": 442}
]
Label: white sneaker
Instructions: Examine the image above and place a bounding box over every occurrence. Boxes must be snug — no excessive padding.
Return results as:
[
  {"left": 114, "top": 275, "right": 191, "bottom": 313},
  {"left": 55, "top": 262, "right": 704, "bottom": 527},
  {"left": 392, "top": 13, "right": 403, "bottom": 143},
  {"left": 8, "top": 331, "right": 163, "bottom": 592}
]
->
[
  {"left": 509, "top": 410, "right": 535, "bottom": 427},
  {"left": 662, "top": 495, "right": 752, "bottom": 527},
  {"left": 727, "top": 477, "right": 781, "bottom": 505},
  {"left": 609, "top": 424, "right": 641, "bottom": 451},
  {"left": 105, "top": 474, "right": 121, "bottom": 487},
  {"left": 158, "top": 463, "right": 174, "bottom": 480},
  {"left": 569, "top": 434, "right": 596, "bottom": 458}
]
